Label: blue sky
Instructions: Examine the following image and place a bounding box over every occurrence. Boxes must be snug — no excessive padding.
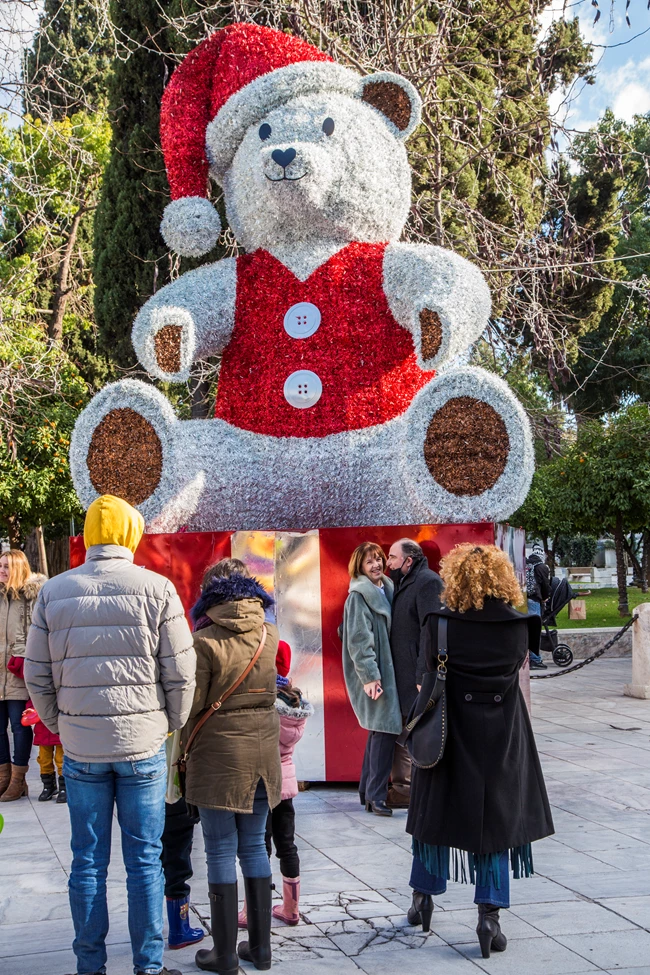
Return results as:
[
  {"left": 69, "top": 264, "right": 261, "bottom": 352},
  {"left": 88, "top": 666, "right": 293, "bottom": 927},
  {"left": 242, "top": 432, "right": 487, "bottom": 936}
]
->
[{"left": 544, "top": 0, "right": 650, "bottom": 132}]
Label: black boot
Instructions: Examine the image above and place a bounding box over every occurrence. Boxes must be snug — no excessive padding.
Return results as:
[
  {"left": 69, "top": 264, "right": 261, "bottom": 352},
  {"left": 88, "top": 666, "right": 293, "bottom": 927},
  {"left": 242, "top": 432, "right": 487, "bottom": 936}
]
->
[
  {"left": 195, "top": 883, "right": 239, "bottom": 973},
  {"left": 407, "top": 891, "right": 433, "bottom": 932},
  {"left": 476, "top": 903, "right": 507, "bottom": 959},
  {"left": 238, "top": 875, "right": 273, "bottom": 971},
  {"left": 56, "top": 775, "right": 67, "bottom": 804},
  {"left": 365, "top": 800, "right": 392, "bottom": 817},
  {"left": 38, "top": 773, "right": 57, "bottom": 802}
]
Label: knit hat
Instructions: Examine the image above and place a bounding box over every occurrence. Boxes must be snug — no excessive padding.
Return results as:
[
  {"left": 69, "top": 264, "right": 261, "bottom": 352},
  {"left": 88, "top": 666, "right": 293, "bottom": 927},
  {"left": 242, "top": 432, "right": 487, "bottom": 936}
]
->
[
  {"left": 159, "top": 23, "right": 421, "bottom": 257},
  {"left": 276, "top": 639, "right": 291, "bottom": 678}
]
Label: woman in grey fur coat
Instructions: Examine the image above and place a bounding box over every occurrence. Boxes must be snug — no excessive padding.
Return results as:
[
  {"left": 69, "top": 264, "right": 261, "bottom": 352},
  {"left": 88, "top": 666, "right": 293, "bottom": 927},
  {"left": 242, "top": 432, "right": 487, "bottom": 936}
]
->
[{"left": 342, "top": 542, "right": 402, "bottom": 816}]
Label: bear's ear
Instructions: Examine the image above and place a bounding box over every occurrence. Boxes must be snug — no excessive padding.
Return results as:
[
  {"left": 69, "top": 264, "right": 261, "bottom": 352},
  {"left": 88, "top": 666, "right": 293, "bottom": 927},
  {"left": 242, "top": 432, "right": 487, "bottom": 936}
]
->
[{"left": 358, "top": 72, "right": 422, "bottom": 141}]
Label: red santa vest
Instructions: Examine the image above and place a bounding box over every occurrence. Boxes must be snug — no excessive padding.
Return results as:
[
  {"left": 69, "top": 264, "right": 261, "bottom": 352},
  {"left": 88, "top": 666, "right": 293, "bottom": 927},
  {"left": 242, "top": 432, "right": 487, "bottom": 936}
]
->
[{"left": 215, "top": 242, "right": 430, "bottom": 437}]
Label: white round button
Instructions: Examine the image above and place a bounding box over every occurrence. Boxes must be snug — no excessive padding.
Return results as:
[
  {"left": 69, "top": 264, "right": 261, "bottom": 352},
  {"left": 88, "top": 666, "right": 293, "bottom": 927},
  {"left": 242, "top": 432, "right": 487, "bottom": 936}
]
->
[
  {"left": 283, "top": 370, "right": 323, "bottom": 409},
  {"left": 284, "top": 302, "right": 321, "bottom": 339}
]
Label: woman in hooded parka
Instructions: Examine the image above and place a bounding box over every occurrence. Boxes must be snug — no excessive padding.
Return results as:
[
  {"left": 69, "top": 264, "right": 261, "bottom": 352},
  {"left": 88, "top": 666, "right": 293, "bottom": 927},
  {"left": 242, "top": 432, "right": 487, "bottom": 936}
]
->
[
  {"left": 406, "top": 544, "right": 554, "bottom": 958},
  {"left": 0, "top": 549, "right": 46, "bottom": 802},
  {"left": 184, "top": 558, "right": 281, "bottom": 974}
]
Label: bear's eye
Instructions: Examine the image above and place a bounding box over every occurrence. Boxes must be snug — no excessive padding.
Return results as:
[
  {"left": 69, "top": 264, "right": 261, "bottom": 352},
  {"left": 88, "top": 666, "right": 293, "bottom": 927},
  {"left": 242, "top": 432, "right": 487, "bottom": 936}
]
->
[
  {"left": 259, "top": 123, "right": 272, "bottom": 141},
  {"left": 322, "top": 117, "right": 335, "bottom": 136}
]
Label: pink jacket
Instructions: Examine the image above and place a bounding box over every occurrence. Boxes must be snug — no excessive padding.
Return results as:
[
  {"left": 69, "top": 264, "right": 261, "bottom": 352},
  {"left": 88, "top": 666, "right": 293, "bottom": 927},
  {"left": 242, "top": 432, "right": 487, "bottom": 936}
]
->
[{"left": 276, "top": 697, "right": 314, "bottom": 800}]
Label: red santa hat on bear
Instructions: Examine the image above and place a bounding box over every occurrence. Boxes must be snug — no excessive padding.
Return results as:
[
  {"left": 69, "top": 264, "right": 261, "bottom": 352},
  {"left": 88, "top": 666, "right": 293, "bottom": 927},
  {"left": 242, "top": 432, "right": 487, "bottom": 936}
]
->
[{"left": 159, "top": 22, "right": 421, "bottom": 257}]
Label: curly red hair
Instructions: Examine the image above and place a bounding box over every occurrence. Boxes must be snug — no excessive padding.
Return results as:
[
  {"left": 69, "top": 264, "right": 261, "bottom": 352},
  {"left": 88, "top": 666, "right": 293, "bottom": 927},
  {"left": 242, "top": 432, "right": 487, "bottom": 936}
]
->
[{"left": 440, "top": 543, "right": 523, "bottom": 613}]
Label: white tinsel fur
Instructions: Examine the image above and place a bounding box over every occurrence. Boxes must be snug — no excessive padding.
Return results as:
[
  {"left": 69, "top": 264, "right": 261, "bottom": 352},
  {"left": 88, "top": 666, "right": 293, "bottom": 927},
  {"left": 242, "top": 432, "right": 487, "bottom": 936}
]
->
[
  {"left": 160, "top": 196, "right": 222, "bottom": 259},
  {"left": 206, "top": 62, "right": 422, "bottom": 180},
  {"left": 72, "top": 60, "right": 535, "bottom": 530},
  {"left": 132, "top": 259, "right": 237, "bottom": 381},
  {"left": 224, "top": 92, "right": 414, "bottom": 257},
  {"left": 71, "top": 373, "right": 533, "bottom": 532}
]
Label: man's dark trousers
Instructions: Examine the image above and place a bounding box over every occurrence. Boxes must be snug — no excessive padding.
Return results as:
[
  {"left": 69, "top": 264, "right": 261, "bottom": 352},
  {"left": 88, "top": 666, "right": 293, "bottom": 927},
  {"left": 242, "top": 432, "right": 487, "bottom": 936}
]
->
[{"left": 161, "top": 797, "right": 200, "bottom": 898}]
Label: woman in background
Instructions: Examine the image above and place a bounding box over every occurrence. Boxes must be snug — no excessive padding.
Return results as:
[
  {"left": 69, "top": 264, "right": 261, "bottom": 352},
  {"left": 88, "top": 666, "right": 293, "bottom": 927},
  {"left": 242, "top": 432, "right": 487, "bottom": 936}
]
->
[
  {"left": 0, "top": 550, "right": 45, "bottom": 802},
  {"left": 342, "top": 542, "right": 402, "bottom": 817},
  {"left": 406, "top": 544, "right": 554, "bottom": 957}
]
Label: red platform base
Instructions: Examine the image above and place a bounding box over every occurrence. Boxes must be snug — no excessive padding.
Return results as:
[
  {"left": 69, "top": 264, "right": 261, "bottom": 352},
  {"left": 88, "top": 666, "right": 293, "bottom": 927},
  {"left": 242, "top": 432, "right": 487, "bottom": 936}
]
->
[{"left": 71, "top": 523, "right": 524, "bottom": 781}]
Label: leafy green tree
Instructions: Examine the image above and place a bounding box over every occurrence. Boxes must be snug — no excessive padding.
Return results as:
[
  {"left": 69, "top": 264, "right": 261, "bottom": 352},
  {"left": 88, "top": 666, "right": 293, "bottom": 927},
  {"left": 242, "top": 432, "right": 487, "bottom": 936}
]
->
[
  {"left": 513, "top": 458, "right": 576, "bottom": 572},
  {"left": 0, "top": 109, "right": 110, "bottom": 547},
  {"left": 0, "top": 319, "right": 87, "bottom": 545},
  {"left": 559, "top": 406, "right": 650, "bottom": 615},
  {"left": 0, "top": 110, "right": 112, "bottom": 386},
  {"left": 555, "top": 535, "right": 599, "bottom": 568}
]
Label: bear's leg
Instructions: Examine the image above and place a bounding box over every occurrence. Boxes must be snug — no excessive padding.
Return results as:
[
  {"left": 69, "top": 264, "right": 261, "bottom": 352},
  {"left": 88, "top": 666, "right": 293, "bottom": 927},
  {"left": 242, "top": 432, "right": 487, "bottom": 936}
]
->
[
  {"left": 402, "top": 367, "right": 534, "bottom": 524},
  {"left": 186, "top": 424, "right": 406, "bottom": 530},
  {"left": 70, "top": 379, "right": 205, "bottom": 531},
  {"left": 72, "top": 387, "right": 414, "bottom": 530}
]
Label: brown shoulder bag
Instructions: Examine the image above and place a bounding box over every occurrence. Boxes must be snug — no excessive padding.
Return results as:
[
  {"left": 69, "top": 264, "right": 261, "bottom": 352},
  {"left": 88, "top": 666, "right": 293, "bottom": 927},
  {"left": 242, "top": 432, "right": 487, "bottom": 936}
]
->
[{"left": 175, "top": 624, "right": 267, "bottom": 796}]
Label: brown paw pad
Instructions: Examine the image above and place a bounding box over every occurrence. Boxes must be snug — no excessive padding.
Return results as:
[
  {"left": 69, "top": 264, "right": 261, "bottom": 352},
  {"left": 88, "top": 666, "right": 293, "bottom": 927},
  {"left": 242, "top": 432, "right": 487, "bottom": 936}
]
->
[
  {"left": 87, "top": 408, "right": 163, "bottom": 506},
  {"left": 154, "top": 324, "right": 183, "bottom": 373},
  {"left": 424, "top": 396, "right": 509, "bottom": 496},
  {"left": 420, "top": 309, "right": 443, "bottom": 360}
]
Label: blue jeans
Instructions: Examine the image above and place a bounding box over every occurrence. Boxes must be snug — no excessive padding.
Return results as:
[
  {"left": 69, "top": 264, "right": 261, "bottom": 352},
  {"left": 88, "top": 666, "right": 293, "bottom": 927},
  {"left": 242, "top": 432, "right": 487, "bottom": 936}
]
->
[
  {"left": 63, "top": 746, "right": 167, "bottom": 975},
  {"left": 528, "top": 599, "right": 543, "bottom": 664},
  {"left": 0, "top": 699, "right": 33, "bottom": 765},
  {"left": 410, "top": 851, "right": 510, "bottom": 909},
  {"left": 199, "top": 780, "right": 271, "bottom": 884}
]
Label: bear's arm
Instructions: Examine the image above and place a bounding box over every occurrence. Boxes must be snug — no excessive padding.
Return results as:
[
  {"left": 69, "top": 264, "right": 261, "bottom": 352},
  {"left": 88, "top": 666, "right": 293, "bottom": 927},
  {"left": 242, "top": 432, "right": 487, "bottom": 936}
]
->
[
  {"left": 132, "top": 258, "right": 237, "bottom": 382},
  {"left": 382, "top": 243, "right": 491, "bottom": 370}
]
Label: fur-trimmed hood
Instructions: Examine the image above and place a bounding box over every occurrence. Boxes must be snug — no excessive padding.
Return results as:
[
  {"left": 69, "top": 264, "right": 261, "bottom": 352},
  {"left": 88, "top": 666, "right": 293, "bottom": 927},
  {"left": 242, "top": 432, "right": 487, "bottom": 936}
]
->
[
  {"left": 275, "top": 697, "right": 314, "bottom": 721},
  {"left": 1, "top": 572, "right": 47, "bottom": 601},
  {"left": 192, "top": 573, "right": 274, "bottom": 628},
  {"left": 22, "top": 573, "right": 47, "bottom": 600}
]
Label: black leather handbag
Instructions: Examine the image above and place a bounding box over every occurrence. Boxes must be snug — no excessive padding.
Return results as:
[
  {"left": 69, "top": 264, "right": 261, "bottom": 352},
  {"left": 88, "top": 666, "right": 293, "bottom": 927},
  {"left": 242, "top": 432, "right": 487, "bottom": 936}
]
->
[{"left": 397, "top": 617, "right": 448, "bottom": 769}]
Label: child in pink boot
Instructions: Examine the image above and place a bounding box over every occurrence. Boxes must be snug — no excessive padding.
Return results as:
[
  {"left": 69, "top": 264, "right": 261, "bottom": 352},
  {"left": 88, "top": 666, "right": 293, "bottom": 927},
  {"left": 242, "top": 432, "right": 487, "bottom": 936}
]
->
[{"left": 239, "top": 640, "right": 313, "bottom": 928}]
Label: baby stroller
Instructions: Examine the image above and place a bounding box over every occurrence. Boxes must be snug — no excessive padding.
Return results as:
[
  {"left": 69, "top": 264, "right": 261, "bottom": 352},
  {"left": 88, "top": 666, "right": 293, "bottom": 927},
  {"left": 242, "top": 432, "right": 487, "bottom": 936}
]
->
[{"left": 539, "top": 577, "right": 575, "bottom": 667}]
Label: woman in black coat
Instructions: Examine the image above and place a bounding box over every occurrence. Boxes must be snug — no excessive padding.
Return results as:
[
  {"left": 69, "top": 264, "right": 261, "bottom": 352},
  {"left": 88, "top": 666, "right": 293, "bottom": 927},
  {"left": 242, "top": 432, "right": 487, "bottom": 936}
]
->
[{"left": 405, "top": 543, "right": 554, "bottom": 958}]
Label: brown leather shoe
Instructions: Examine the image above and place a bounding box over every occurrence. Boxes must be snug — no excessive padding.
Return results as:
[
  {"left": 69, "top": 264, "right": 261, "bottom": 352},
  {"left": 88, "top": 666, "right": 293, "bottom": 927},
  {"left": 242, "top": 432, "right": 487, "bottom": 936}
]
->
[
  {"left": 386, "top": 787, "right": 410, "bottom": 809},
  {"left": 0, "top": 764, "right": 29, "bottom": 802},
  {"left": 0, "top": 763, "right": 11, "bottom": 797}
]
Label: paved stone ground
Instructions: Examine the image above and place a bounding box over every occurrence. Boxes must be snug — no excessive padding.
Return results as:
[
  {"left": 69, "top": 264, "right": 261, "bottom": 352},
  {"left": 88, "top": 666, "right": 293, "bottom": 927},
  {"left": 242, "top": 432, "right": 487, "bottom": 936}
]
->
[{"left": 3, "top": 658, "right": 650, "bottom": 975}]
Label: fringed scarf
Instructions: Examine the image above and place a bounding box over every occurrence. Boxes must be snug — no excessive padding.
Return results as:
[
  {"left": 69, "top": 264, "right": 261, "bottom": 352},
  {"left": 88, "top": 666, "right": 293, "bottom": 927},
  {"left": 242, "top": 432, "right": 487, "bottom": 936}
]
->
[{"left": 412, "top": 839, "right": 534, "bottom": 889}]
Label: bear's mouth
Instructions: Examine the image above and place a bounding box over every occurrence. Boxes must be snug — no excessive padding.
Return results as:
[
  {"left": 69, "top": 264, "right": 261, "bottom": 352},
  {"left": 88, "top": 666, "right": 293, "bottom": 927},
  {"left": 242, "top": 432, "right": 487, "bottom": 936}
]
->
[{"left": 265, "top": 173, "right": 307, "bottom": 182}]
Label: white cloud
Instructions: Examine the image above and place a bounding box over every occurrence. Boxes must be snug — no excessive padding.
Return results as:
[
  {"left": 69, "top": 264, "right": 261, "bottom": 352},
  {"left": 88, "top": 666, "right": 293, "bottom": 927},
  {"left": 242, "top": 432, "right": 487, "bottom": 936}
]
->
[{"left": 613, "top": 81, "right": 650, "bottom": 120}]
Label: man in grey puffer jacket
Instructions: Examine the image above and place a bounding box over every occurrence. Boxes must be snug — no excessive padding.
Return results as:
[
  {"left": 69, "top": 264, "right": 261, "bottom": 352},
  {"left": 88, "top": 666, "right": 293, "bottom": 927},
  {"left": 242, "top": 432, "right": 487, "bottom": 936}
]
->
[{"left": 25, "top": 494, "right": 195, "bottom": 975}]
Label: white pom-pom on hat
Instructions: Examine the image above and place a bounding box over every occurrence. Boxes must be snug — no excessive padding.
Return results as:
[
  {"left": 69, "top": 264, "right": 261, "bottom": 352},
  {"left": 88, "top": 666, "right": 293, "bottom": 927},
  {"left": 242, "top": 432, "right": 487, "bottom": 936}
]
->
[{"left": 160, "top": 197, "right": 221, "bottom": 258}]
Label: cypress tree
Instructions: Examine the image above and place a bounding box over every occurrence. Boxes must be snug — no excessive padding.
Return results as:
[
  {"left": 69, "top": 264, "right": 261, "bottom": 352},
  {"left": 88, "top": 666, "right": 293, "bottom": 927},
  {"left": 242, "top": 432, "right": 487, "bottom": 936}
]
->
[
  {"left": 93, "top": 0, "right": 174, "bottom": 369},
  {"left": 25, "top": 0, "right": 113, "bottom": 118}
]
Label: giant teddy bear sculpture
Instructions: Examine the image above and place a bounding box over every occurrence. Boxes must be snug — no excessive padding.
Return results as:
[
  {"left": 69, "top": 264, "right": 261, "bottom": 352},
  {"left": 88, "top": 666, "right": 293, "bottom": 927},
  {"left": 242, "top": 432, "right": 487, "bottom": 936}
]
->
[{"left": 71, "top": 23, "right": 534, "bottom": 532}]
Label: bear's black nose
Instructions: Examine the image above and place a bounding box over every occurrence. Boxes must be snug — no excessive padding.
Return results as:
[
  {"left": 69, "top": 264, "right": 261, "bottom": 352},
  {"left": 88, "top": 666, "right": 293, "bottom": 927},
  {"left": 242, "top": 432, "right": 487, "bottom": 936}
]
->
[{"left": 271, "top": 148, "right": 297, "bottom": 169}]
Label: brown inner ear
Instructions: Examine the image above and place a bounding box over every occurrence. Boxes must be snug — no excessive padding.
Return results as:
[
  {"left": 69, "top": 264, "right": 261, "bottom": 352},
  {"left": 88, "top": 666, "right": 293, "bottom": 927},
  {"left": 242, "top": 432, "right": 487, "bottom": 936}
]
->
[{"left": 361, "top": 81, "right": 412, "bottom": 132}]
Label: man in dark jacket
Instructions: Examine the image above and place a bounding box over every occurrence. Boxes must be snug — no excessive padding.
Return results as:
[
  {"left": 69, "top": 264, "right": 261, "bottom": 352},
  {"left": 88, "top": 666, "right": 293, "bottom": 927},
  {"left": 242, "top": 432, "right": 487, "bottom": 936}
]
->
[
  {"left": 386, "top": 539, "right": 443, "bottom": 807},
  {"left": 526, "top": 543, "right": 552, "bottom": 670}
]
